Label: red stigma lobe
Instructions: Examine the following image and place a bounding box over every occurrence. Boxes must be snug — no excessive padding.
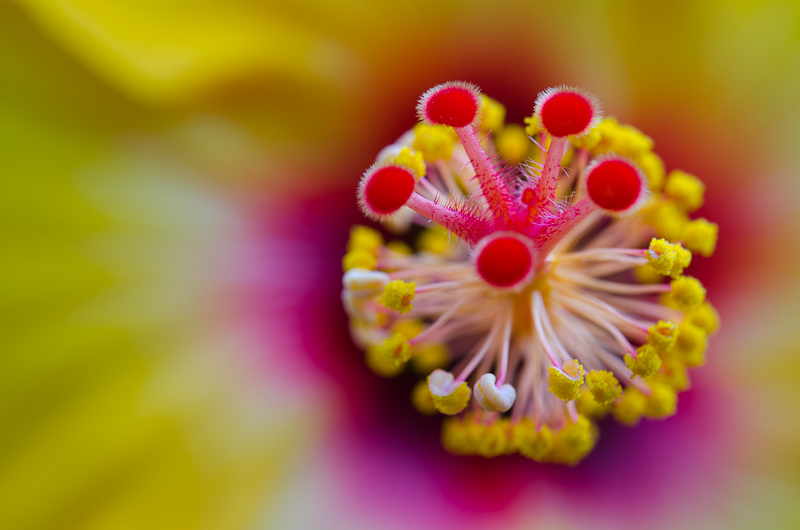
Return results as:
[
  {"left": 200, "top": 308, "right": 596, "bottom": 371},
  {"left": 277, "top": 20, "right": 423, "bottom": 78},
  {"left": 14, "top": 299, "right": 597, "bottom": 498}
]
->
[
  {"left": 540, "top": 91, "right": 594, "bottom": 137},
  {"left": 476, "top": 236, "right": 533, "bottom": 288},
  {"left": 363, "top": 166, "right": 416, "bottom": 215},
  {"left": 420, "top": 84, "right": 480, "bottom": 128},
  {"left": 585, "top": 159, "right": 643, "bottom": 212}
]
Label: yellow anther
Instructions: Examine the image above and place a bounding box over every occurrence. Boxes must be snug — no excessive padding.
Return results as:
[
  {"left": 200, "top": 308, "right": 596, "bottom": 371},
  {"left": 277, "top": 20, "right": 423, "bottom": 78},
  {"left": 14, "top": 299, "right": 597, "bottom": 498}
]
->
[
  {"left": 365, "top": 345, "right": 404, "bottom": 377},
  {"left": 586, "top": 370, "right": 622, "bottom": 406},
  {"left": 548, "top": 359, "right": 585, "bottom": 402},
  {"left": 432, "top": 383, "right": 470, "bottom": 415},
  {"left": 681, "top": 218, "right": 719, "bottom": 257},
  {"left": 417, "top": 227, "right": 455, "bottom": 255},
  {"left": 634, "top": 264, "right": 666, "bottom": 284},
  {"left": 612, "top": 387, "right": 647, "bottom": 425},
  {"left": 591, "top": 117, "right": 653, "bottom": 157},
  {"left": 378, "top": 332, "right": 412, "bottom": 367},
  {"left": 523, "top": 113, "right": 543, "bottom": 136},
  {"left": 347, "top": 225, "right": 383, "bottom": 253},
  {"left": 575, "top": 386, "right": 612, "bottom": 419},
  {"left": 646, "top": 320, "right": 680, "bottom": 353},
  {"left": 546, "top": 415, "right": 596, "bottom": 465},
  {"left": 496, "top": 124, "right": 530, "bottom": 166},
  {"left": 644, "top": 381, "right": 678, "bottom": 418},
  {"left": 674, "top": 321, "right": 708, "bottom": 367},
  {"left": 381, "top": 280, "right": 416, "bottom": 314},
  {"left": 411, "top": 342, "right": 449, "bottom": 374},
  {"left": 342, "top": 248, "right": 377, "bottom": 271},
  {"left": 644, "top": 199, "right": 688, "bottom": 242},
  {"left": 664, "top": 170, "right": 704, "bottom": 212},
  {"left": 392, "top": 147, "right": 426, "bottom": 179},
  {"left": 428, "top": 369, "right": 471, "bottom": 415},
  {"left": 441, "top": 417, "right": 472, "bottom": 455},
  {"left": 411, "top": 380, "right": 437, "bottom": 415},
  {"left": 646, "top": 238, "right": 692, "bottom": 278},
  {"left": 392, "top": 319, "right": 424, "bottom": 339},
  {"left": 570, "top": 126, "right": 601, "bottom": 150},
  {"left": 668, "top": 276, "right": 706, "bottom": 310},
  {"left": 654, "top": 356, "right": 690, "bottom": 391},
  {"left": 474, "top": 420, "right": 510, "bottom": 457},
  {"left": 512, "top": 419, "right": 554, "bottom": 462},
  {"left": 625, "top": 344, "right": 662, "bottom": 379},
  {"left": 479, "top": 95, "right": 506, "bottom": 132},
  {"left": 412, "top": 123, "right": 457, "bottom": 161},
  {"left": 687, "top": 301, "right": 720, "bottom": 336},
  {"left": 386, "top": 240, "right": 413, "bottom": 255},
  {"left": 635, "top": 150, "right": 666, "bottom": 191}
]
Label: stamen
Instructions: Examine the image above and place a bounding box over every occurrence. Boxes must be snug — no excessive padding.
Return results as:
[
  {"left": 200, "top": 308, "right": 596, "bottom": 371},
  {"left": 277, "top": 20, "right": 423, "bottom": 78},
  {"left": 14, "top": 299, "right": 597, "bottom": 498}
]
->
[{"left": 344, "top": 81, "right": 718, "bottom": 464}]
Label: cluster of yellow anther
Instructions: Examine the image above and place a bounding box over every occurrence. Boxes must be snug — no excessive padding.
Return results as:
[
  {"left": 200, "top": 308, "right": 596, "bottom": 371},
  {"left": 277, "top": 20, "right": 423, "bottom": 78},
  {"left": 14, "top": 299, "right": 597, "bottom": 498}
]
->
[
  {"left": 381, "top": 280, "right": 415, "bottom": 314},
  {"left": 411, "top": 380, "right": 437, "bottom": 415},
  {"left": 496, "top": 125, "right": 531, "bottom": 165},
  {"left": 611, "top": 383, "right": 678, "bottom": 425},
  {"left": 377, "top": 332, "right": 412, "bottom": 367},
  {"left": 547, "top": 359, "right": 585, "bottom": 402},
  {"left": 430, "top": 380, "right": 471, "bottom": 415},
  {"left": 642, "top": 169, "right": 719, "bottom": 257},
  {"left": 682, "top": 218, "right": 719, "bottom": 257},
  {"left": 646, "top": 320, "right": 680, "bottom": 352},
  {"left": 342, "top": 225, "right": 382, "bottom": 271},
  {"left": 668, "top": 276, "right": 707, "bottom": 310},
  {"left": 646, "top": 238, "right": 692, "bottom": 278},
  {"left": 586, "top": 370, "right": 622, "bottom": 406},
  {"left": 412, "top": 123, "right": 457, "bottom": 161},
  {"left": 612, "top": 381, "right": 678, "bottom": 425},
  {"left": 442, "top": 414, "right": 597, "bottom": 464},
  {"left": 673, "top": 321, "right": 708, "bottom": 366},
  {"left": 417, "top": 227, "right": 456, "bottom": 255},
  {"left": 664, "top": 170, "right": 704, "bottom": 212},
  {"left": 625, "top": 344, "right": 662, "bottom": 379},
  {"left": 391, "top": 147, "right": 426, "bottom": 178},
  {"left": 479, "top": 95, "right": 506, "bottom": 132}
]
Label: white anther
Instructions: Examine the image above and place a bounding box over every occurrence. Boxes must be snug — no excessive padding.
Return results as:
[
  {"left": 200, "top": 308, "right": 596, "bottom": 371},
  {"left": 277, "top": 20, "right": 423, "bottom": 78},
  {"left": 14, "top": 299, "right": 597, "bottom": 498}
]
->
[
  {"left": 341, "top": 290, "right": 380, "bottom": 323},
  {"left": 428, "top": 369, "right": 457, "bottom": 396},
  {"left": 343, "top": 268, "right": 390, "bottom": 297},
  {"left": 474, "top": 373, "right": 517, "bottom": 412}
]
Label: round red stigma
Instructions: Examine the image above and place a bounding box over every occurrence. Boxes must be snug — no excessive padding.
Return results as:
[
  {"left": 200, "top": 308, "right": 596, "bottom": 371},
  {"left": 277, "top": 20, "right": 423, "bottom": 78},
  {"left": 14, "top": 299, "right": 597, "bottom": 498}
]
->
[
  {"left": 359, "top": 164, "right": 416, "bottom": 218},
  {"left": 418, "top": 82, "right": 481, "bottom": 128},
  {"left": 585, "top": 156, "right": 646, "bottom": 213},
  {"left": 475, "top": 234, "right": 534, "bottom": 289},
  {"left": 535, "top": 87, "right": 599, "bottom": 138}
]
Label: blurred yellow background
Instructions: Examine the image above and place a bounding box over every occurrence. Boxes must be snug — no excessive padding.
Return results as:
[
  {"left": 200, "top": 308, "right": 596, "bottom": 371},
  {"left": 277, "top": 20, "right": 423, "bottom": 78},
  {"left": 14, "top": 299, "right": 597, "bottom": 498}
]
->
[{"left": 2, "top": 1, "right": 800, "bottom": 529}]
